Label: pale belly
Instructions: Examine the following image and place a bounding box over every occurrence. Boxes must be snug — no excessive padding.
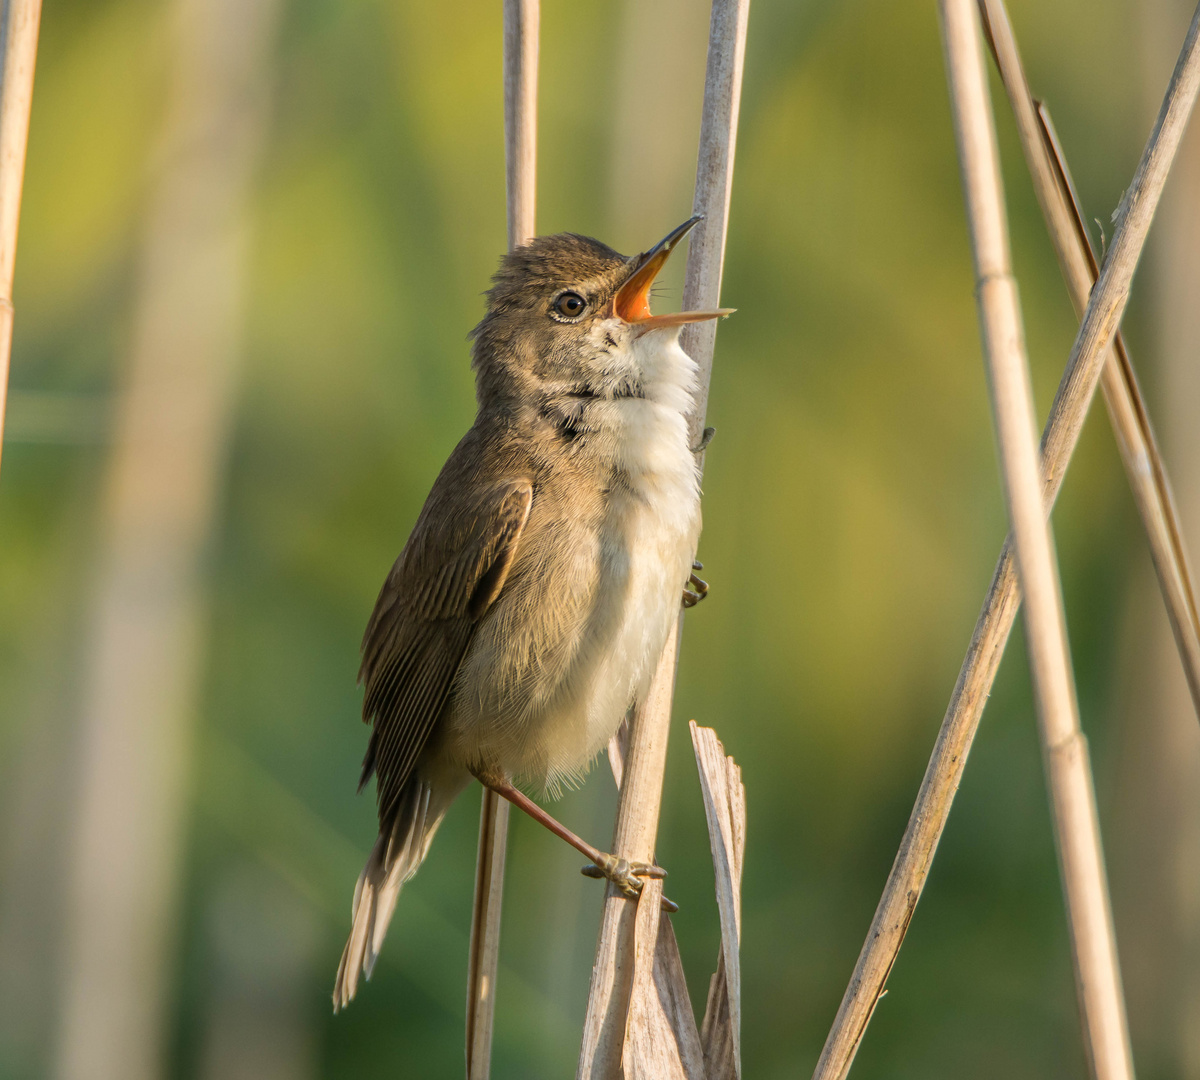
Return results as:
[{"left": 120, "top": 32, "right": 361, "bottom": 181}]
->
[{"left": 513, "top": 478, "right": 700, "bottom": 791}]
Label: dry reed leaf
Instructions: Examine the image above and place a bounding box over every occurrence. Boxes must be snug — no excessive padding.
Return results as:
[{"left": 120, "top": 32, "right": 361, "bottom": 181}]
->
[
  {"left": 621, "top": 877, "right": 707, "bottom": 1079},
  {"left": 689, "top": 721, "right": 746, "bottom": 1080},
  {"left": 609, "top": 712, "right": 631, "bottom": 790},
  {"left": 700, "top": 952, "right": 735, "bottom": 1080}
]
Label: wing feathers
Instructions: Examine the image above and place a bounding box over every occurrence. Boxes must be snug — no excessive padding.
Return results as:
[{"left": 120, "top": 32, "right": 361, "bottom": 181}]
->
[{"left": 358, "top": 477, "right": 533, "bottom": 827}]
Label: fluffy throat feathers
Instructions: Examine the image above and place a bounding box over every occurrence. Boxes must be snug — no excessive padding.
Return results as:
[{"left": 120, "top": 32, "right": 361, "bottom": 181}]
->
[
  {"left": 540, "top": 328, "right": 699, "bottom": 446},
  {"left": 570, "top": 324, "right": 698, "bottom": 406}
]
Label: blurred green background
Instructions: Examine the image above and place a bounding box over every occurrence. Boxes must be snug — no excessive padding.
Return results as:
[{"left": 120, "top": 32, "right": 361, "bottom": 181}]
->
[{"left": 2, "top": 0, "right": 1199, "bottom": 1078}]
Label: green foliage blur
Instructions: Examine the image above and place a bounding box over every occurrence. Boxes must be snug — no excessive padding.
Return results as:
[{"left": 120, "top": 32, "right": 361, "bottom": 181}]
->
[{"left": 0, "top": 0, "right": 1182, "bottom": 1077}]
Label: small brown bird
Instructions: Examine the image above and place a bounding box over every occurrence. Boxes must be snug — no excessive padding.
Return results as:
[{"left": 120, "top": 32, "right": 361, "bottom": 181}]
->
[{"left": 334, "top": 217, "right": 730, "bottom": 1009}]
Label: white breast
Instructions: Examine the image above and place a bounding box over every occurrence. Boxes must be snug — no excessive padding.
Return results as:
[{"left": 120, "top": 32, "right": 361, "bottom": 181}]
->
[{"left": 521, "top": 330, "right": 703, "bottom": 789}]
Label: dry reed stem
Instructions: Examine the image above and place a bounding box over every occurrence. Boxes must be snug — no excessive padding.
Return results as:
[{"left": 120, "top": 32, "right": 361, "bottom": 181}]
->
[
  {"left": 0, "top": 0, "right": 43, "bottom": 474},
  {"left": 503, "top": 0, "right": 537, "bottom": 251},
  {"left": 980, "top": 0, "right": 1200, "bottom": 721},
  {"left": 579, "top": 620, "right": 683, "bottom": 1078},
  {"left": 577, "top": 1, "right": 749, "bottom": 1074},
  {"left": 465, "top": 792, "right": 509, "bottom": 1080},
  {"left": 812, "top": 4, "right": 1200, "bottom": 1077},
  {"left": 690, "top": 722, "right": 746, "bottom": 1080},
  {"left": 465, "top": 4, "right": 538, "bottom": 1077},
  {"left": 940, "top": 0, "right": 1133, "bottom": 1074}
]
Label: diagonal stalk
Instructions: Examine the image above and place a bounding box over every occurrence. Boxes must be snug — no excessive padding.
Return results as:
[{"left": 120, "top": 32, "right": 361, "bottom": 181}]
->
[
  {"left": 980, "top": 0, "right": 1200, "bottom": 722},
  {"left": 813, "top": 3, "right": 1200, "bottom": 1076}
]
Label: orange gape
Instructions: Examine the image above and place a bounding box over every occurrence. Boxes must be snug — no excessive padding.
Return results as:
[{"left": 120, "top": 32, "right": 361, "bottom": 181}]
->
[{"left": 613, "top": 258, "right": 658, "bottom": 322}]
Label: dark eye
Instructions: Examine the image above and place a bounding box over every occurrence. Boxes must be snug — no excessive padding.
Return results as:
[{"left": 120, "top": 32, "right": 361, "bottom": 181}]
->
[{"left": 553, "top": 292, "right": 586, "bottom": 319}]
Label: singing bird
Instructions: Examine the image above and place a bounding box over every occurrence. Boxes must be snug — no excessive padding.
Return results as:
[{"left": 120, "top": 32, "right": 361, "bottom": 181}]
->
[{"left": 334, "top": 217, "right": 730, "bottom": 1009}]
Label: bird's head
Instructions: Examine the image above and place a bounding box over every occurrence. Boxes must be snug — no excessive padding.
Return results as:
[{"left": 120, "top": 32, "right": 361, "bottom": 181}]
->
[{"left": 471, "top": 217, "right": 732, "bottom": 406}]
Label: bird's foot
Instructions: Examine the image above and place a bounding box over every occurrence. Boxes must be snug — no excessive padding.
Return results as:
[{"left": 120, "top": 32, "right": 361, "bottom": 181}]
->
[
  {"left": 581, "top": 855, "right": 678, "bottom": 912},
  {"left": 580, "top": 854, "right": 663, "bottom": 897},
  {"left": 691, "top": 426, "right": 716, "bottom": 454},
  {"left": 682, "top": 560, "right": 709, "bottom": 608}
]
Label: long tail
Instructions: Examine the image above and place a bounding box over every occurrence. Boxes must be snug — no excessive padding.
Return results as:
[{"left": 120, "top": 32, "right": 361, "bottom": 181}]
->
[{"left": 333, "top": 776, "right": 449, "bottom": 1010}]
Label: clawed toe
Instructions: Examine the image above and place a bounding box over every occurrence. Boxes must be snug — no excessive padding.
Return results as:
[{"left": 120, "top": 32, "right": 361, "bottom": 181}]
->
[
  {"left": 682, "top": 568, "right": 709, "bottom": 608},
  {"left": 581, "top": 855, "right": 674, "bottom": 909},
  {"left": 628, "top": 860, "right": 666, "bottom": 881},
  {"left": 690, "top": 426, "right": 716, "bottom": 453}
]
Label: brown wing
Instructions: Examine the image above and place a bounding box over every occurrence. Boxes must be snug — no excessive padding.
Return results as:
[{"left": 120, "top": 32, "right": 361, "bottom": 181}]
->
[{"left": 358, "top": 475, "right": 532, "bottom": 828}]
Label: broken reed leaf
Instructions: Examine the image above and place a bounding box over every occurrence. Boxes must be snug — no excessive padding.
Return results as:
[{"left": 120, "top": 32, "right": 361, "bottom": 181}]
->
[
  {"left": 622, "top": 877, "right": 706, "bottom": 1080},
  {"left": 690, "top": 721, "right": 746, "bottom": 1080},
  {"left": 653, "top": 917, "right": 708, "bottom": 1075},
  {"left": 609, "top": 712, "right": 632, "bottom": 790},
  {"left": 701, "top": 952, "right": 737, "bottom": 1080}
]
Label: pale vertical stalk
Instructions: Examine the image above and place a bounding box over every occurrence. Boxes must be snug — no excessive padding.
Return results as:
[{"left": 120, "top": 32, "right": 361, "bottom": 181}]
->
[
  {"left": 577, "top": 1, "right": 749, "bottom": 1076},
  {"left": 1112, "top": 2, "right": 1200, "bottom": 1069},
  {"left": 0, "top": 0, "right": 42, "bottom": 474},
  {"left": 813, "top": 6, "right": 1200, "bottom": 1075},
  {"left": 940, "top": 0, "right": 1132, "bottom": 1075},
  {"left": 465, "top": 794, "right": 508, "bottom": 1080},
  {"left": 465, "top": 4, "right": 537, "bottom": 1077},
  {"left": 980, "top": 0, "right": 1200, "bottom": 721},
  {"left": 504, "top": 0, "right": 537, "bottom": 251},
  {"left": 53, "top": 1, "right": 280, "bottom": 1079}
]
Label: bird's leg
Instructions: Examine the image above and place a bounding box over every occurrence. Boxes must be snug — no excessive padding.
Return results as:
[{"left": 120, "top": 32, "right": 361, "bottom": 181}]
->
[
  {"left": 472, "top": 771, "right": 677, "bottom": 912},
  {"left": 682, "top": 559, "right": 709, "bottom": 608}
]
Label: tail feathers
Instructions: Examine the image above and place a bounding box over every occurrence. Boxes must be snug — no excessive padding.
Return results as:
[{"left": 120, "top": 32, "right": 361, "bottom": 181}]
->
[{"left": 333, "top": 780, "right": 441, "bottom": 1011}]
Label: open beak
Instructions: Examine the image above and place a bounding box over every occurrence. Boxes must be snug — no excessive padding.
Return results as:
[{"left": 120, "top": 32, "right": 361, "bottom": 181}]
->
[{"left": 613, "top": 215, "right": 735, "bottom": 330}]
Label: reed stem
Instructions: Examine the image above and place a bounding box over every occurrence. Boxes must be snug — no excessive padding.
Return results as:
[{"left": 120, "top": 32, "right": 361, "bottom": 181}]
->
[
  {"left": 465, "top": 4, "right": 538, "bottom": 1077},
  {"left": 940, "top": 0, "right": 1132, "bottom": 1072},
  {"left": 576, "top": 1, "right": 750, "bottom": 1075}
]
